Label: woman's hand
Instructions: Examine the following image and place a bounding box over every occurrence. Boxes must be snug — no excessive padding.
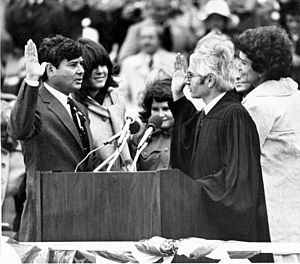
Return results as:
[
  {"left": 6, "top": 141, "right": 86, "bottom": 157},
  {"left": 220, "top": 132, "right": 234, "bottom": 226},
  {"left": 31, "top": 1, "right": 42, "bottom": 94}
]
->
[
  {"left": 24, "top": 39, "right": 47, "bottom": 82},
  {"left": 172, "top": 53, "right": 187, "bottom": 101}
]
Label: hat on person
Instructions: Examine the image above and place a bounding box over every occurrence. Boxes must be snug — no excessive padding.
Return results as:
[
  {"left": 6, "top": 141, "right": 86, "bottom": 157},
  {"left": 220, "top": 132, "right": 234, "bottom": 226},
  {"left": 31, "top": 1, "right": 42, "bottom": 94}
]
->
[{"left": 199, "top": 0, "right": 232, "bottom": 21}]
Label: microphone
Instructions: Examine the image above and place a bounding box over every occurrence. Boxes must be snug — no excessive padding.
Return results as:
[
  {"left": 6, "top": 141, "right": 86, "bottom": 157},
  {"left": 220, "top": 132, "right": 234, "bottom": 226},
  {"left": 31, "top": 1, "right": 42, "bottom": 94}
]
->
[
  {"left": 130, "top": 115, "right": 162, "bottom": 171},
  {"left": 129, "top": 120, "right": 140, "bottom": 134},
  {"left": 117, "top": 113, "right": 136, "bottom": 147},
  {"left": 104, "top": 120, "right": 140, "bottom": 145},
  {"left": 137, "top": 115, "right": 163, "bottom": 150},
  {"left": 78, "top": 121, "right": 140, "bottom": 173},
  {"left": 93, "top": 120, "right": 140, "bottom": 172}
]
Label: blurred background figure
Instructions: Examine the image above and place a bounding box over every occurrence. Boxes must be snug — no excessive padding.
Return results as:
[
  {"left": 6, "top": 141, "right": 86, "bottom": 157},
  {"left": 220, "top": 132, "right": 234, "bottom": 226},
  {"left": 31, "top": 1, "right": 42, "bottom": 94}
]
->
[
  {"left": 118, "top": 23, "right": 177, "bottom": 111},
  {"left": 226, "top": 0, "right": 280, "bottom": 38},
  {"left": 235, "top": 26, "right": 300, "bottom": 262},
  {"left": 5, "top": 0, "right": 62, "bottom": 51},
  {"left": 118, "top": 0, "right": 196, "bottom": 63},
  {"left": 93, "top": 0, "right": 147, "bottom": 67},
  {"left": 1, "top": 33, "right": 26, "bottom": 96},
  {"left": 1, "top": 93, "right": 26, "bottom": 239},
  {"left": 227, "top": 0, "right": 258, "bottom": 35},
  {"left": 197, "top": 0, "right": 233, "bottom": 39},
  {"left": 169, "top": 0, "right": 206, "bottom": 43},
  {"left": 130, "top": 78, "right": 174, "bottom": 171},
  {"left": 278, "top": 0, "right": 300, "bottom": 87},
  {"left": 3, "top": 0, "right": 62, "bottom": 95},
  {"left": 53, "top": 0, "right": 114, "bottom": 53},
  {"left": 74, "top": 38, "right": 132, "bottom": 171}
]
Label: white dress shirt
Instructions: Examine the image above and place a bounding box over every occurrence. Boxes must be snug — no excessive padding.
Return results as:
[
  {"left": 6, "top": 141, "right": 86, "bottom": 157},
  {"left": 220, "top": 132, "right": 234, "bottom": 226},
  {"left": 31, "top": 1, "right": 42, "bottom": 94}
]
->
[
  {"left": 44, "top": 82, "right": 72, "bottom": 117},
  {"left": 203, "top": 92, "right": 226, "bottom": 115}
]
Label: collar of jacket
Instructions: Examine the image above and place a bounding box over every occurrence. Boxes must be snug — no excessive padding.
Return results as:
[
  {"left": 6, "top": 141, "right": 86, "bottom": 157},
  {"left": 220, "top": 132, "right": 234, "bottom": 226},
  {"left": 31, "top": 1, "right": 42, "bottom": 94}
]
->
[
  {"left": 84, "top": 95, "right": 110, "bottom": 119},
  {"left": 243, "top": 77, "right": 298, "bottom": 103},
  {"left": 151, "top": 128, "right": 172, "bottom": 138}
]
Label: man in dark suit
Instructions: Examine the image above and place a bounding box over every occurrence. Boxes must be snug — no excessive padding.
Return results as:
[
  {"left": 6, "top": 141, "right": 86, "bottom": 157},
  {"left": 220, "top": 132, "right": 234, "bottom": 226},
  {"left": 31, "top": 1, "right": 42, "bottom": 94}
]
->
[{"left": 8, "top": 35, "right": 97, "bottom": 241}]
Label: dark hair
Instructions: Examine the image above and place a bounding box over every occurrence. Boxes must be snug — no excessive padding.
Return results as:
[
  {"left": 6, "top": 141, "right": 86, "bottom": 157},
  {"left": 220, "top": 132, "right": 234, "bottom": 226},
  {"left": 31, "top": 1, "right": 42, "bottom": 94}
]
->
[
  {"left": 139, "top": 78, "right": 173, "bottom": 123},
  {"left": 76, "top": 38, "right": 118, "bottom": 102},
  {"left": 234, "top": 25, "right": 293, "bottom": 81},
  {"left": 38, "top": 35, "right": 82, "bottom": 81}
]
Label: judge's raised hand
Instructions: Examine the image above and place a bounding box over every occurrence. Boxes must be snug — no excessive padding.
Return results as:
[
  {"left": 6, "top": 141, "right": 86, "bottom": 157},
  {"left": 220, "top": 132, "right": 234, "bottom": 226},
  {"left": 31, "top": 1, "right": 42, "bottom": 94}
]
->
[
  {"left": 24, "top": 39, "right": 47, "bottom": 82},
  {"left": 172, "top": 53, "right": 187, "bottom": 101}
]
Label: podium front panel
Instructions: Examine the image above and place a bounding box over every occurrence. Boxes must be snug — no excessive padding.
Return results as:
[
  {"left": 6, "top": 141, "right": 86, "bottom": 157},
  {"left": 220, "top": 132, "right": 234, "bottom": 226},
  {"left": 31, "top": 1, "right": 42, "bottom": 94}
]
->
[{"left": 35, "top": 170, "right": 201, "bottom": 241}]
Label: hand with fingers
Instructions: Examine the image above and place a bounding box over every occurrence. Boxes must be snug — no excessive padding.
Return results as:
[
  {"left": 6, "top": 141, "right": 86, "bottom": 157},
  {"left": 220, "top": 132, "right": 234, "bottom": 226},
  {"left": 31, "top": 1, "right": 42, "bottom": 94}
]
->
[
  {"left": 172, "top": 53, "right": 187, "bottom": 101},
  {"left": 24, "top": 39, "right": 47, "bottom": 83}
]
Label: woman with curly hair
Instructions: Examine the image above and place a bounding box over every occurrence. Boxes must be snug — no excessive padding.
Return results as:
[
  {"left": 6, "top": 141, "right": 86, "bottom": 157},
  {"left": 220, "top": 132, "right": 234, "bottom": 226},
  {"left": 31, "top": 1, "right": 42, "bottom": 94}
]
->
[
  {"left": 130, "top": 78, "right": 174, "bottom": 171},
  {"left": 74, "top": 38, "right": 132, "bottom": 171},
  {"left": 235, "top": 25, "right": 300, "bottom": 259}
]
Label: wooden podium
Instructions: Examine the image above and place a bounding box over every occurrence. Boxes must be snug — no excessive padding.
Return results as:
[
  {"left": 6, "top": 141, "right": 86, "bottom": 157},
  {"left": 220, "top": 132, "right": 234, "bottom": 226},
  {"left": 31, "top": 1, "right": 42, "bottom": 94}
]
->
[{"left": 34, "top": 169, "right": 202, "bottom": 241}]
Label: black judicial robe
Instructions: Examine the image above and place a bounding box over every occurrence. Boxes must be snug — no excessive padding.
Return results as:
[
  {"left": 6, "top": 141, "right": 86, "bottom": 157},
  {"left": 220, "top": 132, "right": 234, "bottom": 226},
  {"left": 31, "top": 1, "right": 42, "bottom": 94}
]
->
[{"left": 169, "top": 91, "right": 271, "bottom": 244}]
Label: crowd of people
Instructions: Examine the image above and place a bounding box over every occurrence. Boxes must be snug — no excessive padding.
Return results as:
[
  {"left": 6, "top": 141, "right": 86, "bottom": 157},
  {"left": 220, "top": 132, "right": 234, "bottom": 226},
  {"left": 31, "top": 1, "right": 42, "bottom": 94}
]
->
[{"left": 1, "top": 0, "right": 300, "bottom": 262}]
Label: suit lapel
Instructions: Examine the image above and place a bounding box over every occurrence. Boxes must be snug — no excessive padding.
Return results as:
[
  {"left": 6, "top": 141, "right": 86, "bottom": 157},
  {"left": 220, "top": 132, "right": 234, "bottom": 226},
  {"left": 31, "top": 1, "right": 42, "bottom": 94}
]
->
[
  {"left": 107, "top": 91, "right": 124, "bottom": 134},
  {"left": 39, "top": 86, "right": 84, "bottom": 150}
]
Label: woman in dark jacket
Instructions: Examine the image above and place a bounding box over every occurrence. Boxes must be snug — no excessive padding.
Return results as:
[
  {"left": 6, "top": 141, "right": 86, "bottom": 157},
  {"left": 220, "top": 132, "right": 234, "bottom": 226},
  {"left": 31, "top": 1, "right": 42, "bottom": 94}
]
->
[{"left": 130, "top": 78, "right": 174, "bottom": 171}]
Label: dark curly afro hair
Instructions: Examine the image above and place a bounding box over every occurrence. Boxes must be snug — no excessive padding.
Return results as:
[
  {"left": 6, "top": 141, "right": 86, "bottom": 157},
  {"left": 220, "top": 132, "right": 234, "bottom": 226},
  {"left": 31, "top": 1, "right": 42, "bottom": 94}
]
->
[{"left": 234, "top": 25, "right": 293, "bottom": 81}]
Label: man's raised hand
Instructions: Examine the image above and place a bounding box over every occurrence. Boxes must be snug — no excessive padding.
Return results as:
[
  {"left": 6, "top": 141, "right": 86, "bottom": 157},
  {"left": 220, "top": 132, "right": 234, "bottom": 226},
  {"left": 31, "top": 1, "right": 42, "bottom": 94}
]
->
[
  {"left": 171, "top": 53, "right": 187, "bottom": 101},
  {"left": 24, "top": 39, "right": 47, "bottom": 82}
]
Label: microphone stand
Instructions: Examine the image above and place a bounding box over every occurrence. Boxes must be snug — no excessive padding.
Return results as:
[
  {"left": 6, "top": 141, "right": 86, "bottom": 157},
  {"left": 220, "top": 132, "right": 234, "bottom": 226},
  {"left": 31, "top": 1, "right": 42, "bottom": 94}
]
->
[
  {"left": 106, "top": 130, "right": 131, "bottom": 172},
  {"left": 130, "top": 141, "right": 149, "bottom": 172},
  {"left": 93, "top": 151, "right": 116, "bottom": 172},
  {"left": 75, "top": 144, "right": 105, "bottom": 172},
  {"left": 91, "top": 131, "right": 122, "bottom": 171},
  {"left": 93, "top": 121, "right": 140, "bottom": 172}
]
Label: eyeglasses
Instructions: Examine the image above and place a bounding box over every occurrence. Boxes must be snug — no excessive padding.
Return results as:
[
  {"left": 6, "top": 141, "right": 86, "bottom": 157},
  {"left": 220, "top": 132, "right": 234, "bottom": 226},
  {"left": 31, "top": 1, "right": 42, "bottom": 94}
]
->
[{"left": 185, "top": 71, "right": 208, "bottom": 84}]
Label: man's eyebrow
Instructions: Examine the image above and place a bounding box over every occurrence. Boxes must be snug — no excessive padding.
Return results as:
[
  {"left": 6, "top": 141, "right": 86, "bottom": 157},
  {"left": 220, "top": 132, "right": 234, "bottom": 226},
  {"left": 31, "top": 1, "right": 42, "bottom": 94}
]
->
[{"left": 68, "top": 59, "right": 81, "bottom": 64}]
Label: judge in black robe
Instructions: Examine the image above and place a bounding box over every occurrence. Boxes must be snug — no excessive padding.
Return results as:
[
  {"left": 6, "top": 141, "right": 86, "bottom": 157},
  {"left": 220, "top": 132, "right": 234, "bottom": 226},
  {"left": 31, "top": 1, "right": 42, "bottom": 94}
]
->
[
  {"left": 170, "top": 91, "right": 270, "bottom": 242},
  {"left": 169, "top": 37, "right": 272, "bottom": 262}
]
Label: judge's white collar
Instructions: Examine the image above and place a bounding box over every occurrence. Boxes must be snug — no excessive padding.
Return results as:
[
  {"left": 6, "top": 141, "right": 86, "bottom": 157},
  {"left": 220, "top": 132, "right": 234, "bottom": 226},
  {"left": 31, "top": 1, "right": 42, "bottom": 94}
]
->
[{"left": 203, "top": 92, "right": 226, "bottom": 115}]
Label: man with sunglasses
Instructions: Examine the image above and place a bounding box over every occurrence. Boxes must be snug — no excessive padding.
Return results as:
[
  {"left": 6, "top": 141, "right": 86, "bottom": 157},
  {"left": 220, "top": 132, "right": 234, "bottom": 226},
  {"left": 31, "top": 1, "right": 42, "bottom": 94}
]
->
[{"left": 169, "top": 33, "right": 272, "bottom": 262}]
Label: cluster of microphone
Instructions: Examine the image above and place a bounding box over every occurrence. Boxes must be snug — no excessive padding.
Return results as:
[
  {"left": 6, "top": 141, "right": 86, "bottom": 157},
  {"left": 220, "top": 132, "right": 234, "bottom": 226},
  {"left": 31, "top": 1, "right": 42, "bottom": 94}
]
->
[{"left": 75, "top": 113, "right": 163, "bottom": 173}]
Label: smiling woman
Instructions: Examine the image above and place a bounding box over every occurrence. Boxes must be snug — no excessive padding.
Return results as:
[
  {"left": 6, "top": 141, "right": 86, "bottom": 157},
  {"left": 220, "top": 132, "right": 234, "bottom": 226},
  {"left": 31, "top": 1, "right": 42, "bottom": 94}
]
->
[
  {"left": 129, "top": 78, "right": 174, "bottom": 171},
  {"left": 74, "top": 38, "right": 133, "bottom": 171},
  {"left": 234, "top": 26, "right": 300, "bottom": 257}
]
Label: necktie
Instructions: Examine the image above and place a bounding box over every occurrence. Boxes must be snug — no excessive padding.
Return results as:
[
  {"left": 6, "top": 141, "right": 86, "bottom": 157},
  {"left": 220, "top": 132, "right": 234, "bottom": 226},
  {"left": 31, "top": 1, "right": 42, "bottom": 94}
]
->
[
  {"left": 148, "top": 55, "right": 154, "bottom": 70},
  {"left": 192, "top": 110, "right": 206, "bottom": 161},
  {"left": 67, "top": 97, "right": 90, "bottom": 155}
]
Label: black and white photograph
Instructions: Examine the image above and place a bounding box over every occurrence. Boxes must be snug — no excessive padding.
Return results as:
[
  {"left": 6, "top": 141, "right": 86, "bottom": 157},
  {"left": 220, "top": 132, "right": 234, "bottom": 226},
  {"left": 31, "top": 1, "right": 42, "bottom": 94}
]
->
[{"left": 1, "top": 0, "right": 300, "bottom": 263}]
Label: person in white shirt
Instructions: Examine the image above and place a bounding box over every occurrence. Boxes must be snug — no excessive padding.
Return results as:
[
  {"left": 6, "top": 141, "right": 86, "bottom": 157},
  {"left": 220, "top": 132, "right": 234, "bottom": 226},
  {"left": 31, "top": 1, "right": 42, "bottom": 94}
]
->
[
  {"left": 119, "top": 23, "right": 178, "bottom": 111},
  {"left": 235, "top": 25, "right": 300, "bottom": 262}
]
